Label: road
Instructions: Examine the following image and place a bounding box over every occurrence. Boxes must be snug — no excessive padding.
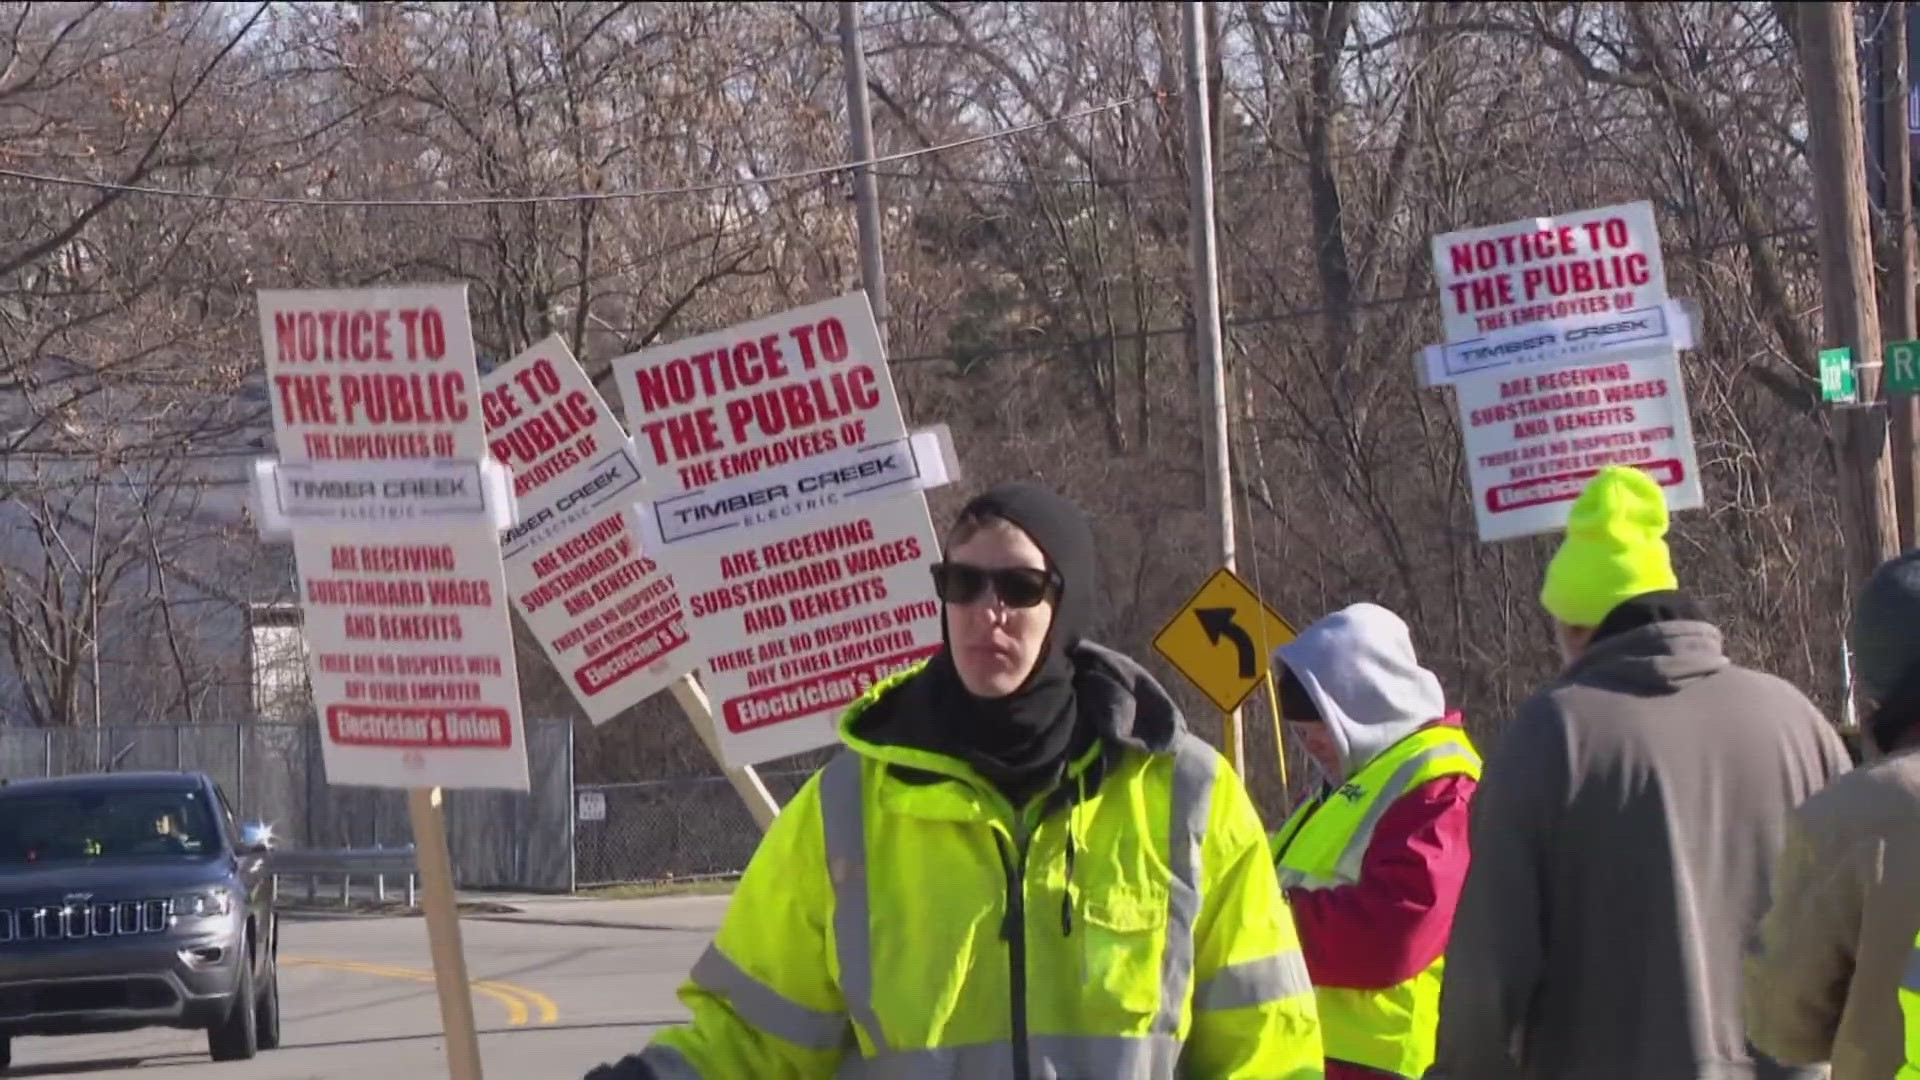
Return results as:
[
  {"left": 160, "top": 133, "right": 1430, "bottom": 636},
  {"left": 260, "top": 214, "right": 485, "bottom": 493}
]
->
[{"left": 4, "top": 897, "right": 722, "bottom": 1078}]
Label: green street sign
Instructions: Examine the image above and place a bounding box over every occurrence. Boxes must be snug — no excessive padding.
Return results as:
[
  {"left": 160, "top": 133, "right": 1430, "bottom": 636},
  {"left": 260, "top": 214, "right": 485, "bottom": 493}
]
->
[
  {"left": 1888, "top": 340, "right": 1920, "bottom": 395},
  {"left": 1822, "top": 347, "right": 1858, "bottom": 403}
]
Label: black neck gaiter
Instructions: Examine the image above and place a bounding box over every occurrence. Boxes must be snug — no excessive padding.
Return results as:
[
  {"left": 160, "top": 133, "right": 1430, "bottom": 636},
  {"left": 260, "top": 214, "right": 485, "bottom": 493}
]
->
[
  {"left": 921, "top": 482, "right": 1099, "bottom": 806},
  {"left": 1591, "top": 590, "right": 1706, "bottom": 645}
]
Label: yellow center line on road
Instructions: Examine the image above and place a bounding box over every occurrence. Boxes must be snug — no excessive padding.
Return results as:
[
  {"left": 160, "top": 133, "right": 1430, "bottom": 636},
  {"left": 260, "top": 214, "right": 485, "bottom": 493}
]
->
[
  {"left": 478, "top": 978, "right": 560, "bottom": 1026},
  {"left": 282, "top": 956, "right": 558, "bottom": 1027}
]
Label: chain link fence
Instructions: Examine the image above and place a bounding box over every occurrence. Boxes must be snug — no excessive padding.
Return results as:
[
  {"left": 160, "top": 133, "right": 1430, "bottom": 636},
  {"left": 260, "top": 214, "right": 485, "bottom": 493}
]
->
[
  {"left": 0, "top": 719, "right": 820, "bottom": 892},
  {"left": 0, "top": 719, "right": 575, "bottom": 892},
  {"left": 574, "top": 770, "right": 812, "bottom": 888}
]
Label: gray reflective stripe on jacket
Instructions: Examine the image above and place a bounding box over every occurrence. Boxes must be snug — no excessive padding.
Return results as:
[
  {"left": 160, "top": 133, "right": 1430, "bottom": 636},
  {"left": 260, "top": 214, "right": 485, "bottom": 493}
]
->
[
  {"left": 688, "top": 944, "right": 852, "bottom": 1050},
  {"left": 820, "top": 749, "right": 892, "bottom": 1052},
  {"left": 637, "top": 1044, "right": 702, "bottom": 1079},
  {"left": 1156, "top": 734, "right": 1214, "bottom": 1033},
  {"left": 1275, "top": 741, "right": 1478, "bottom": 891},
  {"left": 816, "top": 733, "right": 1221, "bottom": 1070},
  {"left": 1905, "top": 945, "right": 1920, "bottom": 994},
  {"left": 1193, "top": 949, "right": 1315, "bottom": 1011},
  {"left": 835, "top": 1033, "right": 1182, "bottom": 1078}
]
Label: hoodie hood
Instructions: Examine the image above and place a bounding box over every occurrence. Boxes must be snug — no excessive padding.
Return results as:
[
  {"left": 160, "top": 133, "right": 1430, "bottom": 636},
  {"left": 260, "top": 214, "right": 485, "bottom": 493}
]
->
[
  {"left": 915, "top": 481, "right": 1100, "bottom": 806},
  {"left": 1563, "top": 619, "right": 1729, "bottom": 692},
  {"left": 1273, "top": 603, "right": 1446, "bottom": 775}
]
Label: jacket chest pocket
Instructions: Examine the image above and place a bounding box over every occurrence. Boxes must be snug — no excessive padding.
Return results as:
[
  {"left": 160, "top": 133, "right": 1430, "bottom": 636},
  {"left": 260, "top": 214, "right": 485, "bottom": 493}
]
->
[{"left": 1076, "top": 882, "right": 1169, "bottom": 1020}]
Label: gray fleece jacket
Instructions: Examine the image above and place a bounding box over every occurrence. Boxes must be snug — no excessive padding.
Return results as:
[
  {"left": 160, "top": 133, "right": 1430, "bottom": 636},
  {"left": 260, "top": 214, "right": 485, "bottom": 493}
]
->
[{"left": 1425, "top": 620, "right": 1851, "bottom": 1080}]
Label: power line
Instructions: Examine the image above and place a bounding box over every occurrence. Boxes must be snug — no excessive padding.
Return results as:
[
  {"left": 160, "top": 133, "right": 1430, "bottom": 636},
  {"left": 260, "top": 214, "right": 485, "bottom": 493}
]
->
[
  {"left": 873, "top": 101, "right": 1662, "bottom": 189},
  {"left": 0, "top": 222, "right": 1817, "bottom": 464},
  {"left": 890, "top": 223, "right": 1817, "bottom": 364},
  {"left": 0, "top": 93, "right": 1162, "bottom": 209}
]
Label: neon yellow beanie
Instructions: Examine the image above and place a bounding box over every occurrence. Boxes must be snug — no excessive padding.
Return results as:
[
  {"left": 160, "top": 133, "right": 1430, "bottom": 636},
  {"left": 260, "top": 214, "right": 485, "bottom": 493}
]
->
[{"left": 1539, "top": 466, "right": 1679, "bottom": 627}]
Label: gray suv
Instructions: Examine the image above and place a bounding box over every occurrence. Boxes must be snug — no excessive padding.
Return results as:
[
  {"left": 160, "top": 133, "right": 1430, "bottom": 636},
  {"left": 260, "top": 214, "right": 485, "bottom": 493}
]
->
[{"left": 0, "top": 771, "right": 280, "bottom": 1071}]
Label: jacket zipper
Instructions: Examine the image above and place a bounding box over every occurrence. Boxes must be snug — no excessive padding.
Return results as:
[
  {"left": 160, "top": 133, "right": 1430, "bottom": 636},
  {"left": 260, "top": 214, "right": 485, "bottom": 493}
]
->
[
  {"left": 986, "top": 764, "right": 1090, "bottom": 1080},
  {"left": 1271, "top": 789, "right": 1331, "bottom": 867},
  {"left": 994, "top": 822, "right": 1033, "bottom": 1080}
]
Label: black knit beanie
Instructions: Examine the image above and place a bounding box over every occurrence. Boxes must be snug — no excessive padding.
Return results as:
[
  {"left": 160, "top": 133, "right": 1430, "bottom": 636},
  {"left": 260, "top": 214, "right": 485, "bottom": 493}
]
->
[{"left": 1851, "top": 549, "right": 1920, "bottom": 751}]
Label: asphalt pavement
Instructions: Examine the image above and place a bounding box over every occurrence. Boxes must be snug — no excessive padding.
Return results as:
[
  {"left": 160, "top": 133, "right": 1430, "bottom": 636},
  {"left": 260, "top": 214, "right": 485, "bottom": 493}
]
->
[{"left": 3, "top": 894, "right": 729, "bottom": 1078}]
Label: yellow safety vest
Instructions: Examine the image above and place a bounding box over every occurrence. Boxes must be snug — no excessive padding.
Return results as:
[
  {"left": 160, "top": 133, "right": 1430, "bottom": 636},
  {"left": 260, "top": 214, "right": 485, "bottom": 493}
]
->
[
  {"left": 1900, "top": 926, "right": 1920, "bottom": 1080},
  {"left": 638, "top": 651, "right": 1326, "bottom": 1079},
  {"left": 1269, "top": 724, "right": 1482, "bottom": 1080}
]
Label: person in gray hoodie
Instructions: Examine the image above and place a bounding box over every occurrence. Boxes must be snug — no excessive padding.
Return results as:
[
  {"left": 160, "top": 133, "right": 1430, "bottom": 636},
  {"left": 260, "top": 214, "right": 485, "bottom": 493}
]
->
[
  {"left": 1270, "top": 602, "right": 1481, "bottom": 1080},
  {"left": 1425, "top": 466, "right": 1851, "bottom": 1080}
]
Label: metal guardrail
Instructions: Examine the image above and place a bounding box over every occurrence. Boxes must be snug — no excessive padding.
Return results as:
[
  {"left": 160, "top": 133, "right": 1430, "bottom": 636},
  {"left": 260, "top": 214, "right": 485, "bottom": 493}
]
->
[{"left": 265, "top": 846, "right": 420, "bottom": 908}]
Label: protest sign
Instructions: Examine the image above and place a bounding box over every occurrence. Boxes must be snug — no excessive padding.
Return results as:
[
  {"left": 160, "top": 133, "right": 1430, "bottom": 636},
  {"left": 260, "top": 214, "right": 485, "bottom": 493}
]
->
[
  {"left": 1418, "top": 298, "right": 1695, "bottom": 387},
  {"left": 1454, "top": 355, "right": 1704, "bottom": 542},
  {"left": 1421, "top": 202, "right": 1688, "bottom": 386},
  {"left": 613, "top": 293, "right": 945, "bottom": 765},
  {"left": 484, "top": 335, "right": 695, "bottom": 724},
  {"left": 258, "top": 286, "right": 528, "bottom": 791},
  {"left": 1426, "top": 200, "right": 1705, "bottom": 541},
  {"left": 1433, "top": 200, "right": 1665, "bottom": 342}
]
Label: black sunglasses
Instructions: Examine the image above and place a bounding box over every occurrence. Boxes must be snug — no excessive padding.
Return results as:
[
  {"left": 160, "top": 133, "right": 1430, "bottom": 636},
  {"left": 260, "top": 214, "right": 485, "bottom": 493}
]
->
[{"left": 929, "top": 561, "right": 1061, "bottom": 608}]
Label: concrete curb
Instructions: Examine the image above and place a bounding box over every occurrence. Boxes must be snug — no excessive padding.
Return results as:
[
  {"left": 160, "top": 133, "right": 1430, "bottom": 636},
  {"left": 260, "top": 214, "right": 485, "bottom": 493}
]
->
[
  {"left": 279, "top": 901, "right": 524, "bottom": 921},
  {"left": 466, "top": 914, "right": 711, "bottom": 933}
]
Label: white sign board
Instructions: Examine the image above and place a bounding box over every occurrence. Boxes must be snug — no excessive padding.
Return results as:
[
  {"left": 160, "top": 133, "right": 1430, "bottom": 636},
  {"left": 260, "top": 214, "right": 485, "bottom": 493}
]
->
[
  {"left": 1430, "top": 201, "right": 1704, "bottom": 542},
  {"left": 613, "top": 293, "right": 944, "bottom": 766},
  {"left": 258, "top": 286, "right": 529, "bottom": 791},
  {"left": 1433, "top": 200, "right": 1666, "bottom": 344},
  {"left": 483, "top": 336, "right": 697, "bottom": 725},
  {"left": 252, "top": 458, "right": 517, "bottom": 531},
  {"left": 1454, "top": 356, "right": 1705, "bottom": 542},
  {"left": 577, "top": 790, "right": 607, "bottom": 823},
  {"left": 628, "top": 427, "right": 958, "bottom": 553},
  {"left": 1419, "top": 299, "right": 1695, "bottom": 387}
]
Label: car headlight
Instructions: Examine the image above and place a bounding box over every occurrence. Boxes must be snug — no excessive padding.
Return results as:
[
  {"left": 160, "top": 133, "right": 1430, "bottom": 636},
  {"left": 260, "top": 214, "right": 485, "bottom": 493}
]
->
[{"left": 171, "top": 887, "right": 235, "bottom": 921}]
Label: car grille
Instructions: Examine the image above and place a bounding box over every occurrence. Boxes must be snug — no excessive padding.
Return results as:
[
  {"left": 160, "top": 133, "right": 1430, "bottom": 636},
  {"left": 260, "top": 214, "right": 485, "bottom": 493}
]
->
[
  {"left": 0, "top": 899, "right": 172, "bottom": 942},
  {"left": 0, "top": 975, "right": 180, "bottom": 1017}
]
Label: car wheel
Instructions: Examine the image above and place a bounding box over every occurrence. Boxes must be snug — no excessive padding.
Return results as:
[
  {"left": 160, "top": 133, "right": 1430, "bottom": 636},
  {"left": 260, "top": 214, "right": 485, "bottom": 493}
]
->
[
  {"left": 207, "top": 941, "right": 259, "bottom": 1062},
  {"left": 255, "top": 944, "right": 281, "bottom": 1051}
]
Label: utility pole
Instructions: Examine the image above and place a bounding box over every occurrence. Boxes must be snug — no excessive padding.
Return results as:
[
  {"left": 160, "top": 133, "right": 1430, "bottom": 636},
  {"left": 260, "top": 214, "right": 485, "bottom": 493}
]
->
[
  {"left": 1880, "top": 2, "right": 1920, "bottom": 546},
  {"left": 839, "top": 1, "right": 888, "bottom": 348},
  {"left": 1183, "top": 1, "right": 1243, "bottom": 774},
  {"left": 1802, "top": 1, "right": 1901, "bottom": 581}
]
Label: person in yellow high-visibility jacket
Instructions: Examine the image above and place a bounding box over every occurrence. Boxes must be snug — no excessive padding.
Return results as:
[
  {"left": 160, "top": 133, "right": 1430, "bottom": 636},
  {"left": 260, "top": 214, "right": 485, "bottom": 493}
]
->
[{"left": 584, "top": 482, "right": 1323, "bottom": 1079}]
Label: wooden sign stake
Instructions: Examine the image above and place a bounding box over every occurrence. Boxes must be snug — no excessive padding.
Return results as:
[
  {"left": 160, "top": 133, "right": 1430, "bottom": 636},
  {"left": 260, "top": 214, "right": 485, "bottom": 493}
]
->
[{"left": 408, "top": 786, "right": 485, "bottom": 1080}]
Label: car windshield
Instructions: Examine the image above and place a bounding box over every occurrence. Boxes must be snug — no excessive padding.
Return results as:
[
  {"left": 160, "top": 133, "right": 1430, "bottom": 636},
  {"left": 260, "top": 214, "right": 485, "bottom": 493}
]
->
[{"left": 0, "top": 788, "right": 221, "bottom": 865}]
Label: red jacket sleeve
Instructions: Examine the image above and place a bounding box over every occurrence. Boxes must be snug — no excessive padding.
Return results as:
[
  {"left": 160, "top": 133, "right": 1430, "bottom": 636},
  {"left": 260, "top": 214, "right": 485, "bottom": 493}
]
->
[{"left": 1284, "top": 773, "right": 1477, "bottom": 991}]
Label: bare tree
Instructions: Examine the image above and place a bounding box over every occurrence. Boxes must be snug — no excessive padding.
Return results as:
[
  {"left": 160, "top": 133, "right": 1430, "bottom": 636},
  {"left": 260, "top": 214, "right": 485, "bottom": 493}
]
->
[{"left": 0, "top": 3, "right": 1875, "bottom": 811}]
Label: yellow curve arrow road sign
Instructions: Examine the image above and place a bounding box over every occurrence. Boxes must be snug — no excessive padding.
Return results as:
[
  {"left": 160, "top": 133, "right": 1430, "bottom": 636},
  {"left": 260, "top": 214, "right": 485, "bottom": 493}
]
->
[{"left": 1152, "top": 567, "right": 1298, "bottom": 714}]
